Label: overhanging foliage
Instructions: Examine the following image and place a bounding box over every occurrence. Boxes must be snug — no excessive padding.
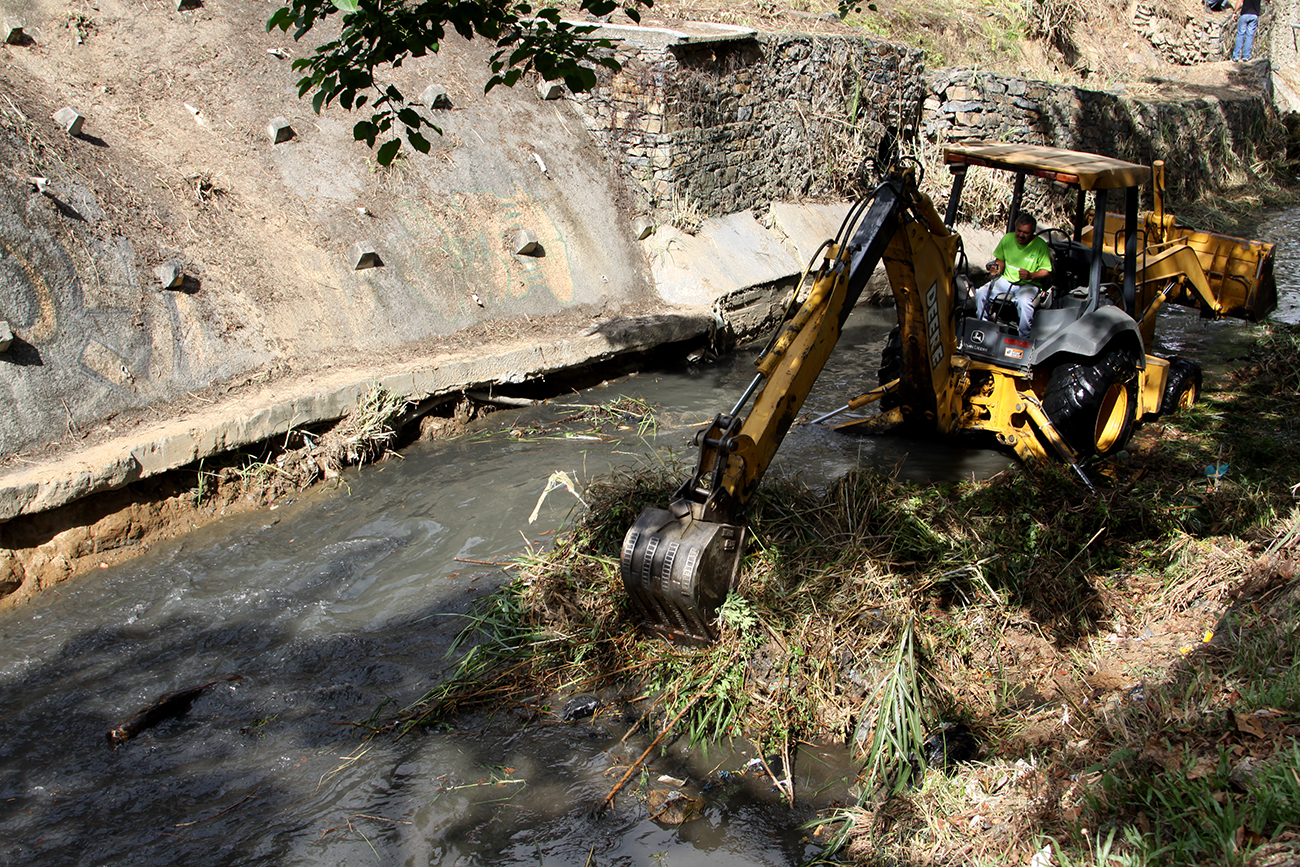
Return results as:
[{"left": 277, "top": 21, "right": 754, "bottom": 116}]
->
[{"left": 267, "top": 0, "right": 652, "bottom": 164}]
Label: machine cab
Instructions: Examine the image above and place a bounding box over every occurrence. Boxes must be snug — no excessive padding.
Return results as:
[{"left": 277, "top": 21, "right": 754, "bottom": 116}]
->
[{"left": 940, "top": 143, "right": 1151, "bottom": 371}]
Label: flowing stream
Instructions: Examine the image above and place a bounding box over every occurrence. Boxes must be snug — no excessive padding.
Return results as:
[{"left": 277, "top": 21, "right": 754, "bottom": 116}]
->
[{"left": 0, "top": 218, "right": 1295, "bottom": 866}]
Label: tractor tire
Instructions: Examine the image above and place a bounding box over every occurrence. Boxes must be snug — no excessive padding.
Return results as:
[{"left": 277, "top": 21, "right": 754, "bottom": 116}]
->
[
  {"left": 1042, "top": 345, "right": 1140, "bottom": 458},
  {"left": 1159, "top": 358, "right": 1202, "bottom": 417}
]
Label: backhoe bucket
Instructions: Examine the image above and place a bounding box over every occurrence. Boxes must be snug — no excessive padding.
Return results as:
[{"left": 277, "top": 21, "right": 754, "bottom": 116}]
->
[{"left": 620, "top": 507, "right": 746, "bottom": 644}]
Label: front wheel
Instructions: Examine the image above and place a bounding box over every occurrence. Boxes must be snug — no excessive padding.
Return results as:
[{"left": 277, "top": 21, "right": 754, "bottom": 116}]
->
[
  {"left": 1159, "top": 358, "right": 1202, "bottom": 417},
  {"left": 1042, "top": 346, "right": 1140, "bottom": 458}
]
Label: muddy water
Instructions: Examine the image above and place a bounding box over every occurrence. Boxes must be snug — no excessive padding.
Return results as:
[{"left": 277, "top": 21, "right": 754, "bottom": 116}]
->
[
  {"left": 1261, "top": 207, "right": 1300, "bottom": 325},
  {"left": 0, "top": 243, "right": 1292, "bottom": 867}
]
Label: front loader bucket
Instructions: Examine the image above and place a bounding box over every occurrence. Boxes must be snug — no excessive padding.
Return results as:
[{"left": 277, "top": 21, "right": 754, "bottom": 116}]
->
[{"left": 620, "top": 507, "right": 746, "bottom": 645}]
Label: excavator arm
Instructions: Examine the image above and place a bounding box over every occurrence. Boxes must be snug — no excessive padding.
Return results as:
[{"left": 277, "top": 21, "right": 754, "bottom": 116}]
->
[{"left": 620, "top": 174, "right": 914, "bottom": 643}]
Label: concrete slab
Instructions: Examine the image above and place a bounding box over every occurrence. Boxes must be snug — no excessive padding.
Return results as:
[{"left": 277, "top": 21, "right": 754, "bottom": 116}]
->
[
  {"left": 646, "top": 211, "right": 800, "bottom": 309},
  {"left": 154, "top": 261, "right": 183, "bottom": 290},
  {"left": 420, "top": 84, "right": 451, "bottom": 109},
  {"left": 347, "top": 242, "right": 380, "bottom": 270},
  {"left": 574, "top": 20, "right": 756, "bottom": 47},
  {"left": 267, "top": 117, "right": 293, "bottom": 144},
  {"left": 512, "top": 229, "right": 539, "bottom": 255},
  {"left": 52, "top": 107, "right": 83, "bottom": 135},
  {"left": 767, "top": 201, "right": 851, "bottom": 266}
]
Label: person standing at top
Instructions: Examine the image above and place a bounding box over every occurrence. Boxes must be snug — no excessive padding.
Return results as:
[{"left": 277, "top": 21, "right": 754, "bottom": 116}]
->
[
  {"left": 1233, "top": 0, "right": 1261, "bottom": 61},
  {"left": 974, "top": 213, "right": 1053, "bottom": 339}
]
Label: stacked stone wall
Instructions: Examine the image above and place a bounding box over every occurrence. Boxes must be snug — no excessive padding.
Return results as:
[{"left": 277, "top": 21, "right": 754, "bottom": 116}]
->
[
  {"left": 569, "top": 34, "right": 926, "bottom": 215},
  {"left": 923, "top": 67, "right": 1276, "bottom": 206},
  {"left": 572, "top": 32, "right": 1276, "bottom": 220},
  {"left": 1132, "top": 2, "right": 1240, "bottom": 64}
]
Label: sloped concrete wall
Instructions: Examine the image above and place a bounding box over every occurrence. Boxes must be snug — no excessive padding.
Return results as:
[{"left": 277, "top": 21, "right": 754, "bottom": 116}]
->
[{"left": 0, "top": 0, "right": 653, "bottom": 460}]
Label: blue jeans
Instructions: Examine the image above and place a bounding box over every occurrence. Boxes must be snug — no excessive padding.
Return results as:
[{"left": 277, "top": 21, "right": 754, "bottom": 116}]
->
[
  {"left": 974, "top": 276, "right": 1039, "bottom": 338},
  {"left": 1233, "top": 13, "right": 1258, "bottom": 61}
]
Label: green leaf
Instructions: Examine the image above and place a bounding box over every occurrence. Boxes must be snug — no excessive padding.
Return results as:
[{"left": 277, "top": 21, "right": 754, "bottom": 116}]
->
[
  {"left": 330, "top": 0, "right": 360, "bottom": 11},
  {"left": 396, "top": 107, "right": 423, "bottom": 129},
  {"left": 565, "top": 66, "right": 597, "bottom": 93},
  {"left": 407, "top": 130, "right": 431, "bottom": 153},
  {"left": 377, "top": 138, "right": 402, "bottom": 166},
  {"left": 353, "top": 119, "right": 378, "bottom": 145}
]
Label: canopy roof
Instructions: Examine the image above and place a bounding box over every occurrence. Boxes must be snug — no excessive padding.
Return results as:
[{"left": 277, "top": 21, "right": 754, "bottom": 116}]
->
[{"left": 943, "top": 142, "right": 1151, "bottom": 191}]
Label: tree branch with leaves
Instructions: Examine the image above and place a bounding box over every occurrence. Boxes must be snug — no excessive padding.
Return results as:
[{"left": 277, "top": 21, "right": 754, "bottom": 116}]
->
[{"left": 267, "top": 0, "right": 652, "bottom": 164}]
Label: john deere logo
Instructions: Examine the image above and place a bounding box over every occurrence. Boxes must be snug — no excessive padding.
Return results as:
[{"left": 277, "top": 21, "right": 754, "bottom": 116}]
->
[{"left": 971, "top": 330, "right": 985, "bottom": 345}]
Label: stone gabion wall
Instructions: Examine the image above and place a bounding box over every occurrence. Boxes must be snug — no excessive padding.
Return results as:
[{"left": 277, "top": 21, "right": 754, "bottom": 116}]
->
[
  {"left": 1132, "top": 3, "right": 1240, "bottom": 64},
  {"left": 573, "top": 32, "right": 1276, "bottom": 220},
  {"left": 568, "top": 34, "right": 926, "bottom": 216},
  {"left": 923, "top": 67, "right": 1276, "bottom": 204}
]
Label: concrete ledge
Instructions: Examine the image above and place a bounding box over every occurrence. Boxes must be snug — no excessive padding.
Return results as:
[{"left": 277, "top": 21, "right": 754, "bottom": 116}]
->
[{"left": 0, "top": 311, "right": 714, "bottom": 523}]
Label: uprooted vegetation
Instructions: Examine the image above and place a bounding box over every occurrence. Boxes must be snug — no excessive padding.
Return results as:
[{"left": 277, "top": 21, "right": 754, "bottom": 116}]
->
[{"left": 382, "top": 324, "right": 1300, "bottom": 866}]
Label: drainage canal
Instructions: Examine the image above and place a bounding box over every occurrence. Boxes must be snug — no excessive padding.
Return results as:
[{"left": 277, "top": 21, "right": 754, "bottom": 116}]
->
[{"left": 0, "top": 219, "right": 1294, "bottom": 867}]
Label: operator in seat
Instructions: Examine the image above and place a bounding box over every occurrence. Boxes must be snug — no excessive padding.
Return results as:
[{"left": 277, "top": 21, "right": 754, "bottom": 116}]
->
[{"left": 974, "top": 212, "right": 1053, "bottom": 339}]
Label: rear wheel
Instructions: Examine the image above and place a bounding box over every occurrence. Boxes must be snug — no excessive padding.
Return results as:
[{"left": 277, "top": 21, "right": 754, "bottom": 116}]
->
[
  {"left": 1159, "top": 358, "right": 1202, "bottom": 416},
  {"left": 1043, "top": 346, "right": 1140, "bottom": 458}
]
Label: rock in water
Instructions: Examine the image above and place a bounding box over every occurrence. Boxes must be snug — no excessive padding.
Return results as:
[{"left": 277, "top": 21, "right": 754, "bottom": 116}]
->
[
  {"left": 647, "top": 789, "right": 701, "bottom": 825},
  {"left": 560, "top": 694, "right": 600, "bottom": 722},
  {"left": 108, "top": 675, "right": 242, "bottom": 746}
]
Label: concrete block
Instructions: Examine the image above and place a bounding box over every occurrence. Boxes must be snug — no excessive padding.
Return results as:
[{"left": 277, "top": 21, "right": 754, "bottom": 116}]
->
[
  {"left": 347, "top": 242, "right": 381, "bottom": 270},
  {"left": 3, "top": 19, "right": 23, "bottom": 44},
  {"left": 536, "top": 80, "right": 565, "bottom": 101},
  {"left": 0, "top": 319, "right": 12, "bottom": 354},
  {"left": 267, "top": 117, "right": 294, "bottom": 144},
  {"left": 632, "top": 216, "right": 655, "bottom": 241},
  {"left": 420, "top": 84, "right": 451, "bottom": 109},
  {"left": 511, "top": 229, "right": 539, "bottom": 256},
  {"left": 53, "top": 107, "right": 84, "bottom": 136},
  {"left": 154, "top": 261, "right": 184, "bottom": 290}
]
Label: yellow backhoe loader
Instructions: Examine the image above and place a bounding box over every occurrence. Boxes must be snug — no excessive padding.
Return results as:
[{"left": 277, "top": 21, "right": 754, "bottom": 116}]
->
[{"left": 621, "top": 142, "right": 1276, "bottom": 644}]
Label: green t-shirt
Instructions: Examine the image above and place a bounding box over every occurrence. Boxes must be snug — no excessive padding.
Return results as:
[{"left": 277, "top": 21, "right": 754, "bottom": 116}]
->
[{"left": 994, "top": 232, "right": 1052, "bottom": 286}]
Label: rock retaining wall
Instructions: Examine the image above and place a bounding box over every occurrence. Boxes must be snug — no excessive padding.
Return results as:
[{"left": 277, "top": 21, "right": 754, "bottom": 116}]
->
[
  {"left": 923, "top": 67, "right": 1276, "bottom": 204},
  {"left": 568, "top": 34, "right": 926, "bottom": 216},
  {"left": 1133, "top": 2, "right": 1239, "bottom": 65},
  {"left": 574, "top": 30, "right": 1276, "bottom": 222}
]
